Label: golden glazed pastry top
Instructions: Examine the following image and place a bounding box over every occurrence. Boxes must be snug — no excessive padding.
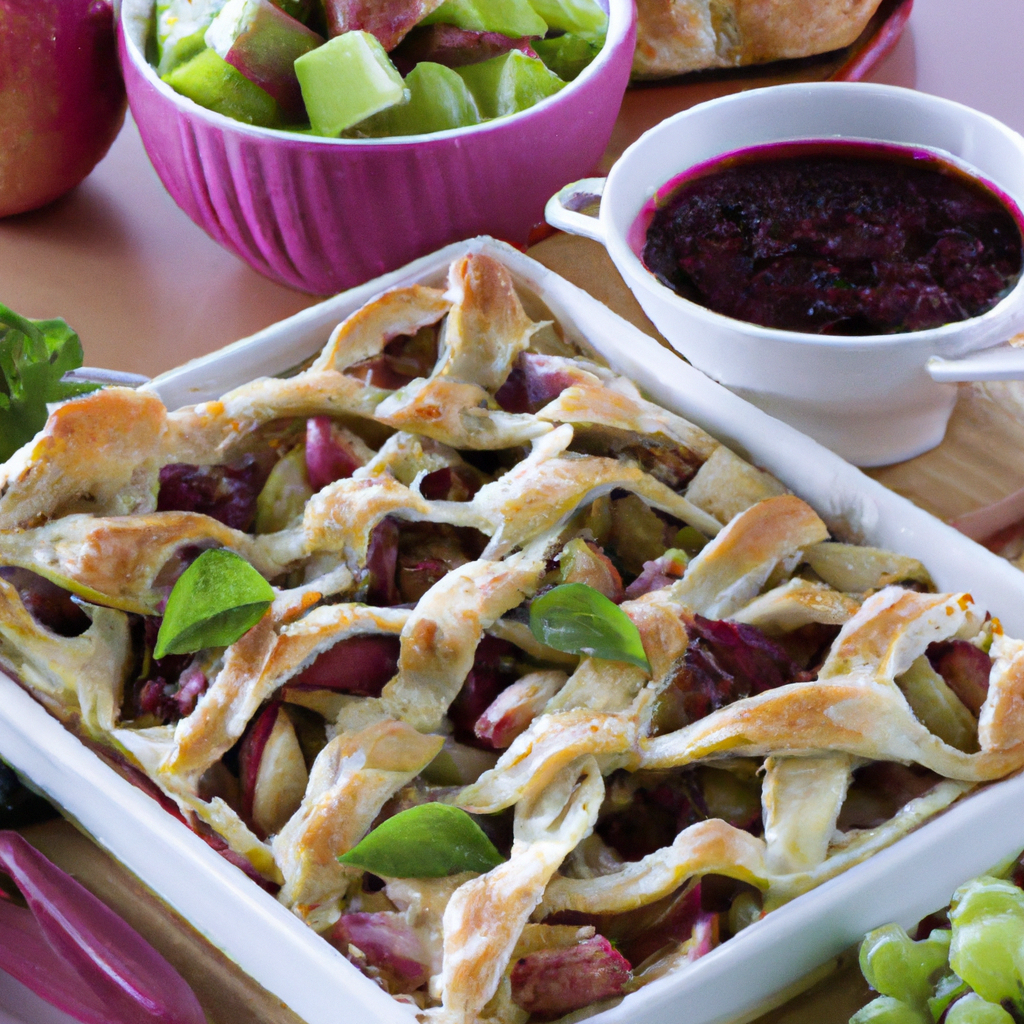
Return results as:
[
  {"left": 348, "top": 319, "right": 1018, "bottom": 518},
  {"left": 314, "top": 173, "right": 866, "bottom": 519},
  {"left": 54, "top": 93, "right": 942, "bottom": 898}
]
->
[{"left": 633, "top": 0, "right": 885, "bottom": 78}]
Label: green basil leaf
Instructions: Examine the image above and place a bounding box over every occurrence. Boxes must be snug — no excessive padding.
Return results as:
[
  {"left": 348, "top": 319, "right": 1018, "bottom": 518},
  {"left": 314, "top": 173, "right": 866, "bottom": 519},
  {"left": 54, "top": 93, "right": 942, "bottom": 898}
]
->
[
  {"left": 154, "top": 549, "right": 274, "bottom": 658},
  {"left": 529, "top": 582, "right": 651, "bottom": 671},
  {"left": 337, "top": 803, "right": 504, "bottom": 878}
]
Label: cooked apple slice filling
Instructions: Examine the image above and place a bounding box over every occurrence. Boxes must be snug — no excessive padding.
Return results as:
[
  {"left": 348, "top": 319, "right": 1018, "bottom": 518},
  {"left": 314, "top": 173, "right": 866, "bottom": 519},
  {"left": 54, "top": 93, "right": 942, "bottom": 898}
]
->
[{"left": 3, "top": 251, "right": 1022, "bottom": 1022}]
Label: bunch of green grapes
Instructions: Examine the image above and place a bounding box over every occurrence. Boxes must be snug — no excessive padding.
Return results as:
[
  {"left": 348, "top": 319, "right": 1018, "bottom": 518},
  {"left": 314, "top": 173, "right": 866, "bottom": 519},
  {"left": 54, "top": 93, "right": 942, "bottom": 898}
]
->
[{"left": 853, "top": 875, "right": 1024, "bottom": 1024}]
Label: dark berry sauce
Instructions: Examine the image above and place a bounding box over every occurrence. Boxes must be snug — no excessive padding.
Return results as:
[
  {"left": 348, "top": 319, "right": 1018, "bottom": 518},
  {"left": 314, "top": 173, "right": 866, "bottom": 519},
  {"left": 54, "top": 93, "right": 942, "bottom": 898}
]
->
[{"left": 639, "top": 141, "right": 1024, "bottom": 335}]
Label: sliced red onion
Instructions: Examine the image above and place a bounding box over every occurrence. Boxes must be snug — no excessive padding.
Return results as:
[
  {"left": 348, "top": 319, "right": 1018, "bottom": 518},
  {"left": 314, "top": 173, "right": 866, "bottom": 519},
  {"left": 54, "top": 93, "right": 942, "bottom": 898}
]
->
[
  {"left": 344, "top": 354, "right": 413, "bottom": 390},
  {"left": 419, "top": 466, "right": 479, "bottom": 502},
  {"left": 510, "top": 935, "right": 631, "bottom": 1017},
  {"left": 134, "top": 678, "right": 179, "bottom": 722},
  {"left": 0, "top": 831, "right": 205, "bottom": 1024},
  {"left": 364, "top": 518, "right": 400, "bottom": 606},
  {"left": 417, "top": 467, "right": 453, "bottom": 501},
  {"left": 172, "top": 667, "right": 207, "bottom": 717},
  {"left": 330, "top": 912, "right": 429, "bottom": 994},
  {"left": 926, "top": 639, "right": 992, "bottom": 715},
  {"left": 289, "top": 634, "right": 401, "bottom": 695},
  {"left": 345, "top": 329, "right": 440, "bottom": 389},
  {"left": 495, "top": 353, "right": 577, "bottom": 414},
  {"left": 686, "top": 915, "right": 716, "bottom": 960},
  {"left": 305, "top": 417, "right": 364, "bottom": 492},
  {"left": 0, "top": 568, "right": 90, "bottom": 637},
  {"left": 447, "top": 636, "right": 519, "bottom": 749},
  {"left": 128, "top": 646, "right": 206, "bottom": 725},
  {"left": 156, "top": 457, "right": 267, "bottom": 531},
  {"left": 623, "top": 550, "right": 689, "bottom": 600},
  {"left": 659, "top": 614, "right": 807, "bottom": 730}
]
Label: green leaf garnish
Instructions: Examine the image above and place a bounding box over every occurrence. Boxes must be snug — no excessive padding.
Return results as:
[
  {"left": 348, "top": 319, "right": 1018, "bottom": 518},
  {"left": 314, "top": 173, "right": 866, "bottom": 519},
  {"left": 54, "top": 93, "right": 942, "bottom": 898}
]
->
[
  {"left": 0, "top": 305, "right": 100, "bottom": 462},
  {"left": 338, "top": 803, "right": 504, "bottom": 878},
  {"left": 154, "top": 549, "right": 274, "bottom": 659},
  {"left": 529, "top": 582, "right": 651, "bottom": 671}
]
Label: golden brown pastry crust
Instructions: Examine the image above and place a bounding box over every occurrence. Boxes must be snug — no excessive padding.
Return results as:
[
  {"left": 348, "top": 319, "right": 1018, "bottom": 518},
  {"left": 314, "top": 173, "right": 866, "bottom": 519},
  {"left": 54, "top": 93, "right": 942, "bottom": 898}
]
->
[
  {"left": 633, "top": 0, "right": 885, "bottom": 79},
  {"left": 1, "top": 250, "right": 1019, "bottom": 1024}
]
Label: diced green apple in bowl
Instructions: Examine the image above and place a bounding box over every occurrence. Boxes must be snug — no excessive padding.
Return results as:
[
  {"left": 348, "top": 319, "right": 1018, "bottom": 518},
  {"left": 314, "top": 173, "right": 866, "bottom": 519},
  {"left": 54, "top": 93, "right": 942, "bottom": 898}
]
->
[{"left": 154, "top": 0, "right": 607, "bottom": 136}]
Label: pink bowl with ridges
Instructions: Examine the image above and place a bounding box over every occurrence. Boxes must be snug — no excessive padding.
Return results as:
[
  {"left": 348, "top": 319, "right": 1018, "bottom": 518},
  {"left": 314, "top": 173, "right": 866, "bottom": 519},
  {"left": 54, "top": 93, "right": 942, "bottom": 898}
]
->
[{"left": 118, "top": 0, "right": 635, "bottom": 295}]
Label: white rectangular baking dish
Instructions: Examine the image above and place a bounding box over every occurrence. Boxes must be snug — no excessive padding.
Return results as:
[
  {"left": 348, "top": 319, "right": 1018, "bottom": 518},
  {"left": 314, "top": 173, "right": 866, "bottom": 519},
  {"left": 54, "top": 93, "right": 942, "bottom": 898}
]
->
[{"left": 3, "top": 236, "right": 1024, "bottom": 1024}]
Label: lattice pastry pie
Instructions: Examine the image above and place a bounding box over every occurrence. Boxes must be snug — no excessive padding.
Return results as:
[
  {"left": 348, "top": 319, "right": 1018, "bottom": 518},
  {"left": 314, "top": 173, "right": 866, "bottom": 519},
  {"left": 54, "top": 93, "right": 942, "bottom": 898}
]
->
[{"left": 2, "top": 252, "right": 1023, "bottom": 1024}]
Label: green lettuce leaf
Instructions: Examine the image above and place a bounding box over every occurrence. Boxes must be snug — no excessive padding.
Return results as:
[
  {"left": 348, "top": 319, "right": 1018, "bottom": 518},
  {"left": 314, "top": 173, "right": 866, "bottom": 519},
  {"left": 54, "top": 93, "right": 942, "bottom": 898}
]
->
[{"left": 0, "top": 305, "right": 100, "bottom": 462}]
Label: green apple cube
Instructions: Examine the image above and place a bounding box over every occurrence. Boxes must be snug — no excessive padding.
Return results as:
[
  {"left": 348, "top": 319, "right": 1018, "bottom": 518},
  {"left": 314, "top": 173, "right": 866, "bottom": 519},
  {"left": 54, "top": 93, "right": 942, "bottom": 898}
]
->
[
  {"left": 533, "top": 32, "right": 602, "bottom": 80},
  {"left": 205, "top": 0, "right": 323, "bottom": 120},
  {"left": 163, "top": 47, "right": 281, "bottom": 126},
  {"left": 455, "top": 50, "right": 564, "bottom": 120},
  {"left": 528, "top": 0, "right": 607, "bottom": 34},
  {"left": 156, "top": 0, "right": 227, "bottom": 75},
  {"left": 295, "top": 32, "right": 406, "bottom": 137},
  {"left": 422, "top": 0, "right": 548, "bottom": 39},
  {"left": 360, "top": 63, "right": 481, "bottom": 137}
]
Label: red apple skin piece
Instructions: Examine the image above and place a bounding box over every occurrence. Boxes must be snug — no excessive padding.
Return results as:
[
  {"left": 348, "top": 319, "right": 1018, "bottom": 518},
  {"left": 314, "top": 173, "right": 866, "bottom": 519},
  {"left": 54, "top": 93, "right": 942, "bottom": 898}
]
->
[
  {"left": 324, "top": 0, "right": 446, "bottom": 50},
  {"left": 288, "top": 634, "right": 401, "bottom": 695},
  {"left": 239, "top": 701, "right": 309, "bottom": 838},
  {"left": 238, "top": 701, "right": 280, "bottom": 825},
  {"left": 392, "top": 24, "right": 538, "bottom": 75},
  {"left": 220, "top": 0, "right": 324, "bottom": 121},
  {"left": 305, "top": 415, "right": 364, "bottom": 492},
  {"left": 0, "top": 0, "right": 126, "bottom": 217},
  {"left": 474, "top": 669, "right": 567, "bottom": 748}
]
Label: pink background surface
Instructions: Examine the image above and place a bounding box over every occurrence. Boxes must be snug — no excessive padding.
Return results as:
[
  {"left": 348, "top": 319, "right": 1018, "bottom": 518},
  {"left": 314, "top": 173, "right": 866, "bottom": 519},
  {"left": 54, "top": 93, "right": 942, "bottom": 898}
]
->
[{"left": 0, "top": 0, "right": 1020, "bottom": 379}]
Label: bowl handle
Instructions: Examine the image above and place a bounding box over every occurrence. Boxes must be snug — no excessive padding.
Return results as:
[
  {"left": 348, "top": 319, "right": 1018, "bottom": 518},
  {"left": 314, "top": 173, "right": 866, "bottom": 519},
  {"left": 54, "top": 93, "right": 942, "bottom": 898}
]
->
[
  {"left": 927, "top": 338, "right": 1024, "bottom": 381},
  {"left": 544, "top": 178, "right": 608, "bottom": 243}
]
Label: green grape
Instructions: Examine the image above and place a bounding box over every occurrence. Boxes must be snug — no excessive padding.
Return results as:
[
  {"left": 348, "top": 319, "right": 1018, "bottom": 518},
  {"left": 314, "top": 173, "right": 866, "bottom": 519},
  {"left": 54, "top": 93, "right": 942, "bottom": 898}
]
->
[
  {"left": 928, "top": 972, "right": 970, "bottom": 1020},
  {"left": 949, "top": 877, "right": 1024, "bottom": 1011},
  {"left": 849, "top": 996, "right": 931, "bottom": 1024},
  {"left": 945, "top": 993, "right": 1016, "bottom": 1024},
  {"left": 859, "top": 924, "right": 951, "bottom": 1007}
]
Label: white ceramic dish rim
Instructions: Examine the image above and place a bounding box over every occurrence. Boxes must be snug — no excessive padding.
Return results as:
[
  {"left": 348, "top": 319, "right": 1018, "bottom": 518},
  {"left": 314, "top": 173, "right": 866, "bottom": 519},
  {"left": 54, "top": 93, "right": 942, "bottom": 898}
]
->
[
  {"left": 550, "top": 82, "right": 1024, "bottom": 355},
  {"left": 119, "top": 0, "right": 630, "bottom": 147},
  {"left": 6, "top": 237, "right": 1024, "bottom": 1024}
]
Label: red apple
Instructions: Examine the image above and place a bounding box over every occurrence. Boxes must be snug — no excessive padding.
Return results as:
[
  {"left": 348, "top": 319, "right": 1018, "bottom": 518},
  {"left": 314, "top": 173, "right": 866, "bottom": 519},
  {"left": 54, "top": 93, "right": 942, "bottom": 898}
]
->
[
  {"left": 207, "top": 0, "right": 324, "bottom": 122},
  {"left": 0, "top": 0, "right": 126, "bottom": 217},
  {"left": 239, "top": 701, "right": 309, "bottom": 838}
]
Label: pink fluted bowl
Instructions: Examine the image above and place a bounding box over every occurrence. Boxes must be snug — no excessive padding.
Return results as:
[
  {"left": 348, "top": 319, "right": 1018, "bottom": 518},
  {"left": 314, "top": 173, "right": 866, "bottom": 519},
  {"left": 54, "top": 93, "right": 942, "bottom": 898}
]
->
[{"left": 118, "top": 0, "right": 635, "bottom": 295}]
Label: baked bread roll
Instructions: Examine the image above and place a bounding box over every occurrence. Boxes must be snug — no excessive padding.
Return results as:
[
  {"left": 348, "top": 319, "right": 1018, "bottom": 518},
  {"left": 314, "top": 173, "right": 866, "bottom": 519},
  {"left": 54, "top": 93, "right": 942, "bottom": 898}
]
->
[{"left": 633, "top": 0, "right": 885, "bottom": 79}]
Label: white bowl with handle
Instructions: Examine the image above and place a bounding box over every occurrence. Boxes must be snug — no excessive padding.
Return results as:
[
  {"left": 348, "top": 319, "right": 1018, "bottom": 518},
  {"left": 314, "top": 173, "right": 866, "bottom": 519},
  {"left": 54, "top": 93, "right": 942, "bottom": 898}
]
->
[{"left": 546, "top": 82, "right": 1024, "bottom": 467}]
